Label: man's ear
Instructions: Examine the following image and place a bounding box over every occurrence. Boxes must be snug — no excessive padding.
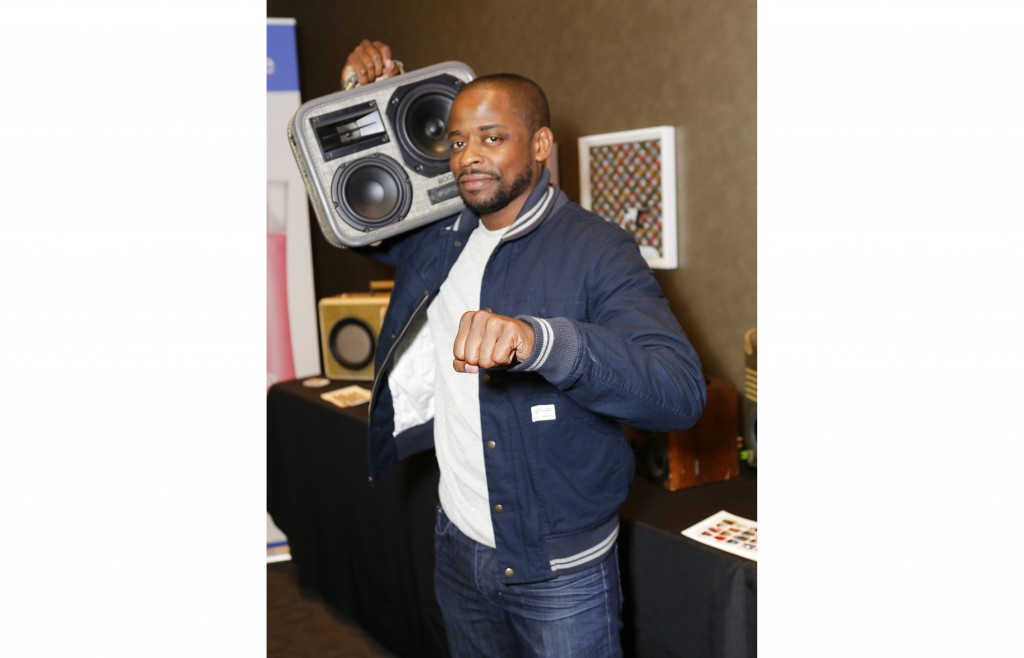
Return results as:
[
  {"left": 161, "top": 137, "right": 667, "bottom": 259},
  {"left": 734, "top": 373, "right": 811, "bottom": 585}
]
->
[{"left": 533, "top": 127, "right": 554, "bottom": 163}]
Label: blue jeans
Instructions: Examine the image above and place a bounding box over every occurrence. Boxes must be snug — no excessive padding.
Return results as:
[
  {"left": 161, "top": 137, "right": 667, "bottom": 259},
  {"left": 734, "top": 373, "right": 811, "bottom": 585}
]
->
[{"left": 433, "top": 506, "right": 623, "bottom": 657}]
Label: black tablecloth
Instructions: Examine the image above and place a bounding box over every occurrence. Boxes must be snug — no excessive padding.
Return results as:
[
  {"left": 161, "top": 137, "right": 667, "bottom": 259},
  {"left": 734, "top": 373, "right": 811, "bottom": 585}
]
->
[{"left": 268, "top": 378, "right": 756, "bottom": 658}]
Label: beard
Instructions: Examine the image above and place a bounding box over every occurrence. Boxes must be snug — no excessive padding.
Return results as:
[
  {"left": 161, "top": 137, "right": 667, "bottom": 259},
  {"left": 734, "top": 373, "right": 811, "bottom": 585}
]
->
[{"left": 459, "top": 165, "right": 535, "bottom": 216}]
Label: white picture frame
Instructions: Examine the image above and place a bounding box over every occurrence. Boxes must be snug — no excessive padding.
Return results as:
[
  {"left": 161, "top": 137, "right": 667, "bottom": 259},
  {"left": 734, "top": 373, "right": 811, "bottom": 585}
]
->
[{"left": 578, "top": 126, "right": 678, "bottom": 269}]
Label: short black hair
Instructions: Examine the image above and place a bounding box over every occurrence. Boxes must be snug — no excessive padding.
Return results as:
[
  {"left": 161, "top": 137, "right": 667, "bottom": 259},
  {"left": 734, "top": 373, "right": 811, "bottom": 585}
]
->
[{"left": 460, "top": 73, "right": 551, "bottom": 134}]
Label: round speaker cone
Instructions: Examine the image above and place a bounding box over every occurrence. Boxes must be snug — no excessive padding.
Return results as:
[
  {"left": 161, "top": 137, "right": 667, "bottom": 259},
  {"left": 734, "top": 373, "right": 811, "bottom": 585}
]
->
[
  {"left": 403, "top": 91, "right": 452, "bottom": 161},
  {"left": 645, "top": 442, "right": 669, "bottom": 483},
  {"left": 329, "top": 318, "right": 376, "bottom": 371},
  {"left": 391, "top": 80, "right": 459, "bottom": 174},
  {"left": 331, "top": 154, "right": 412, "bottom": 230}
]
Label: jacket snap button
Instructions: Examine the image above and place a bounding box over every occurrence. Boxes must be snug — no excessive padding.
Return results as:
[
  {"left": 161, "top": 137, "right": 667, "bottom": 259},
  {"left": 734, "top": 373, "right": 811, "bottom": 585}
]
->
[
  {"left": 494, "top": 504, "right": 503, "bottom": 514},
  {"left": 504, "top": 567, "right": 514, "bottom": 578},
  {"left": 486, "top": 440, "right": 496, "bottom": 450}
]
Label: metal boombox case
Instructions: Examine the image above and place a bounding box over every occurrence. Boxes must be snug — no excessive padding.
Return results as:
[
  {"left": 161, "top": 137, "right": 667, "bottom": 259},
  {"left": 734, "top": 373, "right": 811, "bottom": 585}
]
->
[{"left": 287, "top": 61, "right": 476, "bottom": 248}]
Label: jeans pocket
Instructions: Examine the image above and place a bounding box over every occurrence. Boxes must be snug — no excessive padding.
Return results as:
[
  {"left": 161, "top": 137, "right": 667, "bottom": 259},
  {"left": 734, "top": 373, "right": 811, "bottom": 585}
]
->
[{"left": 435, "top": 504, "right": 455, "bottom": 536}]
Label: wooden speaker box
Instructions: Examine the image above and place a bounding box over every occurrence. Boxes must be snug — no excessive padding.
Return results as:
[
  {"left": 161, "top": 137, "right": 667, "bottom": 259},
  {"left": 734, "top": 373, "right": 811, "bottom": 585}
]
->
[
  {"left": 743, "top": 328, "right": 757, "bottom": 467},
  {"left": 318, "top": 292, "right": 390, "bottom": 380},
  {"left": 624, "top": 376, "right": 740, "bottom": 491}
]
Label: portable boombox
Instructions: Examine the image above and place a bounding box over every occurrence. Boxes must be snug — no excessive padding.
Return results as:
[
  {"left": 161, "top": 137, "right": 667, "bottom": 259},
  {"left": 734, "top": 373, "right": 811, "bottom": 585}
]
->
[{"left": 287, "top": 61, "right": 476, "bottom": 248}]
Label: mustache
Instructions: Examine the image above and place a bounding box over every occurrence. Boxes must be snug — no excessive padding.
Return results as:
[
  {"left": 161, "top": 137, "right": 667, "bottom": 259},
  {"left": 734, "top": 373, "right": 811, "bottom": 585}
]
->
[{"left": 458, "top": 169, "right": 499, "bottom": 181}]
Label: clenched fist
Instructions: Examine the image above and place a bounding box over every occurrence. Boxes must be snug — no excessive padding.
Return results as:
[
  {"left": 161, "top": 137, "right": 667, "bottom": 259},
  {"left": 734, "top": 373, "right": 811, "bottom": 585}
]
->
[{"left": 452, "top": 310, "right": 535, "bottom": 374}]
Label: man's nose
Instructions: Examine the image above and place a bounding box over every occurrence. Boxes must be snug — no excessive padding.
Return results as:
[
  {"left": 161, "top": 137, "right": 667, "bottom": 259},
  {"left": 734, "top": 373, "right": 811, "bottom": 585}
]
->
[{"left": 457, "top": 141, "right": 482, "bottom": 169}]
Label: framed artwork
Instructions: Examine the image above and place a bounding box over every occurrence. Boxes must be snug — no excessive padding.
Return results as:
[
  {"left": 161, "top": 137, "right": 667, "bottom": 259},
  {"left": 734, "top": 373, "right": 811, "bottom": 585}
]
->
[{"left": 578, "top": 126, "right": 678, "bottom": 269}]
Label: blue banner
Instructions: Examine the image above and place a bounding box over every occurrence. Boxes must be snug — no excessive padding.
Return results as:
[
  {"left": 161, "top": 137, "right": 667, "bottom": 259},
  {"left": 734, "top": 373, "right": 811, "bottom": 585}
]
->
[{"left": 267, "top": 20, "right": 300, "bottom": 92}]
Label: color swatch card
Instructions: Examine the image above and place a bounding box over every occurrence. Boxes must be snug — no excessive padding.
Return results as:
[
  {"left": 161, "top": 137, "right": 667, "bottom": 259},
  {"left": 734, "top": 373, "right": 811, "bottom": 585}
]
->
[{"left": 681, "top": 510, "right": 757, "bottom": 561}]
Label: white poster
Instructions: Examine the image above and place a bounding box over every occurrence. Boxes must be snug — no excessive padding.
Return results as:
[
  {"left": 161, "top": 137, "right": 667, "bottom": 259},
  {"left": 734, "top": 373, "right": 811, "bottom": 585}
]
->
[
  {"left": 267, "top": 18, "right": 318, "bottom": 385},
  {"left": 267, "top": 17, "right": 317, "bottom": 560}
]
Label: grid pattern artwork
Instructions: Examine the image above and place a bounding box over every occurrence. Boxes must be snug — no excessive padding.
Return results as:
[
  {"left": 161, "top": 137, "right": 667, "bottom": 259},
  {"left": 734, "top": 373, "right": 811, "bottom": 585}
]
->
[
  {"left": 587, "top": 139, "right": 665, "bottom": 257},
  {"left": 578, "top": 126, "right": 678, "bottom": 269}
]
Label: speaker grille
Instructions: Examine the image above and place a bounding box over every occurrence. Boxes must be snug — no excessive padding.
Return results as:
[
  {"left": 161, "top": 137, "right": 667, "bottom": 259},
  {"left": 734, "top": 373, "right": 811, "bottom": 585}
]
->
[
  {"left": 331, "top": 153, "right": 413, "bottom": 231},
  {"left": 328, "top": 318, "right": 377, "bottom": 372}
]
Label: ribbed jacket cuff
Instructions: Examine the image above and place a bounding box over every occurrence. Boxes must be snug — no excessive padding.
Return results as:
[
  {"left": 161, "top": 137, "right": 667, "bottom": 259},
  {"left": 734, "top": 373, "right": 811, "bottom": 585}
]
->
[{"left": 511, "top": 316, "right": 580, "bottom": 386}]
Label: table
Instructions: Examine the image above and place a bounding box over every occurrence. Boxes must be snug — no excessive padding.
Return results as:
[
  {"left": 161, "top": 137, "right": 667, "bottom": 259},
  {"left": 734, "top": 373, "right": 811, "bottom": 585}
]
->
[{"left": 268, "top": 378, "right": 756, "bottom": 657}]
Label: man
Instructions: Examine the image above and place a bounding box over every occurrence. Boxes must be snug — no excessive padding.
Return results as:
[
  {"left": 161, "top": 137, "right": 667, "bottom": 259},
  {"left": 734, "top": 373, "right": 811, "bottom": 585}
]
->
[{"left": 344, "top": 40, "right": 707, "bottom": 657}]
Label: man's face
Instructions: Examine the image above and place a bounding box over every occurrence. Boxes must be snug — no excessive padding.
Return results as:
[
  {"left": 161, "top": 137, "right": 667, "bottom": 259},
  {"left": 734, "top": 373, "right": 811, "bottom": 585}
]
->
[{"left": 447, "top": 84, "right": 537, "bottom": 218}]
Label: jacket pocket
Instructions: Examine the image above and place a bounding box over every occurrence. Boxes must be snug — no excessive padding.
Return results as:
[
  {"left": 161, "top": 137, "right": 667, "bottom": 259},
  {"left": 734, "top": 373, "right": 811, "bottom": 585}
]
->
[{"left": 518, "top": 394, "right": 633, "bottom": 534}]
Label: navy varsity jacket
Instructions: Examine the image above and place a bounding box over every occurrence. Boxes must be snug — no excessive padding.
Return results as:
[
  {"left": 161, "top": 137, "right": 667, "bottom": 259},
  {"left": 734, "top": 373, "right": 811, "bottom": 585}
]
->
[{"left": 361, "top": 169, "right": 706, "bottom": 583}]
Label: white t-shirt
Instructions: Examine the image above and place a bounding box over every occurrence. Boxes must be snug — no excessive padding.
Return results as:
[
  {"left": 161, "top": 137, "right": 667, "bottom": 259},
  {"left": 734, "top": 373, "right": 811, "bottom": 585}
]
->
[{"left": 427, "top": 222, "right": 508, "bottom": 548}]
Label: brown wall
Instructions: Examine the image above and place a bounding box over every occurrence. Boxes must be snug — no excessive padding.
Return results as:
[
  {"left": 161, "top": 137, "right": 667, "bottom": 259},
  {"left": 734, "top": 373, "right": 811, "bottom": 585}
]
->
[{"left": 268, "top": 0, "right": 756, "bottom": 392}]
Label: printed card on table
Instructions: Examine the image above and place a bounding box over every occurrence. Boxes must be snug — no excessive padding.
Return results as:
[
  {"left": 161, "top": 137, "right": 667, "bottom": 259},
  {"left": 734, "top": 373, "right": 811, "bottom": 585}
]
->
[
  {"left": 681, "top": 510, "right": 757, "bottom": 561},
  {"left": 320, "top": 385, "right": 372, "bottom": 408}
]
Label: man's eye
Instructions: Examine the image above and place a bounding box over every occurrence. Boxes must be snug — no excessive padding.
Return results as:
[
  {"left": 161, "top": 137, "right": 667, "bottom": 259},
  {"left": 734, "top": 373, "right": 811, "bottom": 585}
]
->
[
  {"left": 485, "top": 136, "right": 500, "bottom": 143},
  {"left": 450, "top": 141, "right": 465, "bottom": 150}
]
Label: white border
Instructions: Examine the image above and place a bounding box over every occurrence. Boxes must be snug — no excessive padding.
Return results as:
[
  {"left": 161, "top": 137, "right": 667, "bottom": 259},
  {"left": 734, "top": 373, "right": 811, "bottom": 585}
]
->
[{"left": 578, "top": 126, "right": 678, "bottom": 269}]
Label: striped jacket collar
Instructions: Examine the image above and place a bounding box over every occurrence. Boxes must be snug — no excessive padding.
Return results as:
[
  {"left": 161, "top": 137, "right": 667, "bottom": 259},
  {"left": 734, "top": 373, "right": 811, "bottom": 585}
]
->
[{"left": 448, "top": 167, "right": 568, "bottom": 241}]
